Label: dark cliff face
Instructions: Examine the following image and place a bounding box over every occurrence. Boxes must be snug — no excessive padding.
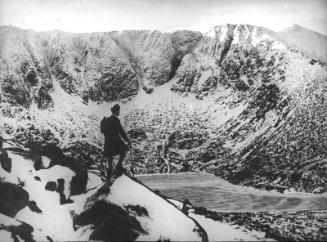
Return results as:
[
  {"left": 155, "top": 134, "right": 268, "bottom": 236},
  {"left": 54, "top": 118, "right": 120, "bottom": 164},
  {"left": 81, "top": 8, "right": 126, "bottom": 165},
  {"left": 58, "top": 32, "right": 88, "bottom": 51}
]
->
[
  {"left": 0, "top": 27, "right": 203, "bottom": 104},
  {"left": 0, "top": 24, "right": 326, "bottom": 193},
  {"left": 0, "top": 26, "right": 54, "bottom": 109},
  {"left": 0, "top": 28, "right": 139, "bottom": 104},
  {"left": 167, "top": 25, "right": 327, "bottom": 192},
  {"left": 46, "top": 31, "right": 139, "bottom": 102}
]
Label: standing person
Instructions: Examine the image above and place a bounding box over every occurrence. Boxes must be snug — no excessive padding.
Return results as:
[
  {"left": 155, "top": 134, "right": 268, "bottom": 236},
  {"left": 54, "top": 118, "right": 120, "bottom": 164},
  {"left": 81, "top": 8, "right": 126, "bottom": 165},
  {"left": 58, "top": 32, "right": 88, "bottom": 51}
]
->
[{"left": 101, "top": 104, "right": 131, "bottom": 179}]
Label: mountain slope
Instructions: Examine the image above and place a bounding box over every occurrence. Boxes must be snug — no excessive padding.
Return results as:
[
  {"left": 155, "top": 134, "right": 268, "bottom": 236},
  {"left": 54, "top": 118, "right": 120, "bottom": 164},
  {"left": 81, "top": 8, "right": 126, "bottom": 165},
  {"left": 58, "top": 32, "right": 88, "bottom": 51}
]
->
[
  {"left": 276, "top": 25, "right": 327, "bottom": 64},
  {"left": 1, "top": 138, "right": 275, "bottom": 241},
  {"left": 0, "top": 138, "right": 209, "bottom": 241},
  {"left": 0, "top": 24, "right": 326, "bottom": 194},
  {"left": 127, "top": 24, "right": 327, "bottom": 192}
]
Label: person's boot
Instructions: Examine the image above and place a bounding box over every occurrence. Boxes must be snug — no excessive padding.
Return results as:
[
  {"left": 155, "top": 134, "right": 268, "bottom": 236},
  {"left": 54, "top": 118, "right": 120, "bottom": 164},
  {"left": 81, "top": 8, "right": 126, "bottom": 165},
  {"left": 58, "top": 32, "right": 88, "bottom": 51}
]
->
[
  {"left": 99, "top": 169, "right": 106, "bottom": 181},
  {"left": 106, "top": 168, "right": 112, "bottom": 181},
  {"left": 115, "top": 164, "right": 125, "bottom": 176}
]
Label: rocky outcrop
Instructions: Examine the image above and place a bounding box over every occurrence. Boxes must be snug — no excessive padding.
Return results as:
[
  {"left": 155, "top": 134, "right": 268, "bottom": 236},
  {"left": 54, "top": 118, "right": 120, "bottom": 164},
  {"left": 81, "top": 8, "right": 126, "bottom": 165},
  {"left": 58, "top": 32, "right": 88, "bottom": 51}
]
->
[
  {"left": 171, "top": 24, "right": 287, "bottom": 98},
  {"left": 109, "top": 30, "right": 203, "bottom": 89},
  {"left": 0, "top": 26, "right": 203, "bottom": 105},
  {"left": 0, "top": 182, "right": 29, "bottom": 217},
  {"left": 109, "top": 30, "right": 175, "bottom": 88},
  {"left": 0, "top": 214, "right": 35, "bottom": 242},
  {"left": 75, "top": 200, "right": 147, "bottom": 241},
  {"left": 0, "top": 24, "right": 326, "bottom": 194},
  {"left": 0, "top": 139, "right": 208, "bottom": 241},
  {"left": 125, "top": 24, "right": 327, "bottom": 193},
  {"left": 170, "top": 30, "right": 202, "bottom": 79},
  {"left": 0, "top": 26, "right": 53, "bottom": 109},
  {"left": 46, "top": 31, "right": 139, "bottom": 102},
  {"left": 224, "top": 77, "right": 327, "bottom": 193}
]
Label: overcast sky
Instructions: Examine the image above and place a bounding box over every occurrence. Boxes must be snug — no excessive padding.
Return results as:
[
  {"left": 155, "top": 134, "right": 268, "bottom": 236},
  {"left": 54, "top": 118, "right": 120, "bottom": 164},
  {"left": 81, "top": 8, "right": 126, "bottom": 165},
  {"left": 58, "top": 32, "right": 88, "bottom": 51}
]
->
[{"left": 0, "top": 0, "right": 326, "bottom": 34}]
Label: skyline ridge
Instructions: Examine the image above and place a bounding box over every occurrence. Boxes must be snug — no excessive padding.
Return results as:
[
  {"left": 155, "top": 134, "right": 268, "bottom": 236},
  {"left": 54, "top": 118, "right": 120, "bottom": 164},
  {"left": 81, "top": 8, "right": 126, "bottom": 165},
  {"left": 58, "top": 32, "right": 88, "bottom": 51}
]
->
[{"left": 1, "top": 23, "right": 327, "bottom": 36}]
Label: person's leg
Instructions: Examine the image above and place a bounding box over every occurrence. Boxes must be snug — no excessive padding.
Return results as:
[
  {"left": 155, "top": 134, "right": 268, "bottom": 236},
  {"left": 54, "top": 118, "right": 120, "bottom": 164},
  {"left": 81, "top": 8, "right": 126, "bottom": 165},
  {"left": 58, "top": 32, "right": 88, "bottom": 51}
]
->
[
  {"left": 99, "top": 159, "right": 106, "bottom": 179},
  {"left": 106, "top": 155, "right": 113, "bottom": 179},
  {"left": 116, "top": 151, "right": 127, "bottom": 171}
]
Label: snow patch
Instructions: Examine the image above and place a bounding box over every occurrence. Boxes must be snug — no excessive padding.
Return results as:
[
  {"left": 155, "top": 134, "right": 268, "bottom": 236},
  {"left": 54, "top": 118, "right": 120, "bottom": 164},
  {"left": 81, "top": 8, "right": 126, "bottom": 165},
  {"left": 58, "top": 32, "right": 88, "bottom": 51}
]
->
[
  {"left": 190, "top": 214, "right": 273, "bottom": 241},
  {"left": 108, "top": 175, "right": 203, "bottom": 241},
  {"left": 41, "top": 156, "right": 51, "bottom": 168}
]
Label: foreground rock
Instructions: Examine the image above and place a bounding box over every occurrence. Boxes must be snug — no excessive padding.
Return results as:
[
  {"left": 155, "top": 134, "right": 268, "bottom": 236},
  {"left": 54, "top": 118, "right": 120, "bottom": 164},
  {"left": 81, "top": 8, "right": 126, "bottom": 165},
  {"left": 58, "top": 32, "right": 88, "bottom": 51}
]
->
[{"left": 0, "top": 139, "right": 208, "bottom": 241}]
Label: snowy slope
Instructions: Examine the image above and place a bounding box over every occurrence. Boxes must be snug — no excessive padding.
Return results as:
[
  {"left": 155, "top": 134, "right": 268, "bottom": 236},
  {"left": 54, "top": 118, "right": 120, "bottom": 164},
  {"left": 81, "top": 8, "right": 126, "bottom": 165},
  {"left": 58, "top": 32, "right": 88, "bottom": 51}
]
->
[
  {"left": 168, "top": 199, "right": 272, "bottom": 241},
  {"left": 0, "top": 24, "right": 326, "bottom": 194},
  {"left": 168, "top": 24, "right": 327, "bottom": 192},
  {"left": 0, "top": 138, "right": 276, "bottom": 241},
  {"left": 276, "top": 25, "right": 327, "bottom": 63},
  {"left": 0, "top": 139, "right": 209, "bottom": 241}
]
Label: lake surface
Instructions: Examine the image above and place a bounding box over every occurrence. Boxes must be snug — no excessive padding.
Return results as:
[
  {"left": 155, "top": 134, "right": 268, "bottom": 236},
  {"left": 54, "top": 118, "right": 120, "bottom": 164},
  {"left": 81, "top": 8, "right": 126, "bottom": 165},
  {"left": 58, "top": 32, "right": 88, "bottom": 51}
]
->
[{"left": 137, "top": 172, "right": 327, "bottom": 212}]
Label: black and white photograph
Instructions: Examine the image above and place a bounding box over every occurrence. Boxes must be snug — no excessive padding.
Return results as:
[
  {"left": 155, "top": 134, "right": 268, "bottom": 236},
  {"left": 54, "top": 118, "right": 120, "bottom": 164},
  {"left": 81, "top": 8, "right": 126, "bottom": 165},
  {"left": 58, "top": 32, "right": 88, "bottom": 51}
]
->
[{"left": 0, "top": 0, "right": 326, "bottom": 241}]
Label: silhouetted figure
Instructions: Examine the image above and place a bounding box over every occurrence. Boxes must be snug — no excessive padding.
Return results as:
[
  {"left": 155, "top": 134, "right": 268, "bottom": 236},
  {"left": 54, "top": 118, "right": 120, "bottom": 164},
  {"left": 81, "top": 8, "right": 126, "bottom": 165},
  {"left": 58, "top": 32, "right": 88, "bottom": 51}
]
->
[{"left": 101, "top": 104, "right": 131, "bottom": 179}]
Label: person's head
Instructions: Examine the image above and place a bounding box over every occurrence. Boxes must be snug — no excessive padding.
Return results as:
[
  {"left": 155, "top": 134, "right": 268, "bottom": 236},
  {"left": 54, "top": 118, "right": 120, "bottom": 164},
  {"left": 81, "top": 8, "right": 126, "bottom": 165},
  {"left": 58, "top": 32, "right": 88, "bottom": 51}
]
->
[{"left": 111, "top": 104, "right": 120, "bottom": 116}]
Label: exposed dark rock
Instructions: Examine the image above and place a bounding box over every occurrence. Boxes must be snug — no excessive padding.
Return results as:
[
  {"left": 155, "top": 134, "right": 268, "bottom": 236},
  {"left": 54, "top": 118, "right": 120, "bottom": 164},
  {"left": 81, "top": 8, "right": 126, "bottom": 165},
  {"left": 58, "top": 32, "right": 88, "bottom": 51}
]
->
[
  {"left": 69, "top": 164, "right": 88, "bottom": 196},
  {"left": 32, "top": 156, "right": 43, "bottom": 171},
  {"left": 125, "top": 205, "right": 149, "bottom": 217},
  {"left": 143, "top": 85, "right": 154, "bottom": 94},
  {"left": 0, "top": 181, "right": 29, "bottom": 217},
  {"left": 13, "top": 126, "right": 59, "bottom": 153},
  {"left": 45, "top": 181, "right": 57, "bottom": 191},
  {"left": 182, "top": 199, "right": 192, "bottom": 214},
  {"left": 235, "top": 79, "right": 250, "bottom": 91},
  {"left": 169, "top": 31, "right": 202, "bottom": 80},
  {"left": 127, "top": 129, "right": 147, "bottom": 140},
  {"left": 1, "top": 222, "right": 35, "bottom": 242},
  {"left": 34, "top": 176, "right": 41, "bottom": 181},
  {"left": 251, "top": 83, "right": 281, "bottom": 120},
  {"left": 63, "top": 141, "right": 103, "bottom": 167},
  {"left": 168, "top": 56, "right": 183, "bottom": 80},
  {"left": 22, "top": 142, "right": 89, "bottom": 196},
  {"left": 56, "top": 178, "right": 65, "bottom": 194},
  {"left": 167, "top": 131, "right": 206, "bottom": 150},
  {"left": 74, "top": 200, "right": 147, "bottom": 241},
  {"left": 33, "top": 79, "right": 54, "bottom": 109},
  {"left": 170, "top": 30, "right": 202, "bottom": 57},
  {"left": 27, "top": 201, "right": 42, "bottom": 213},
  {"left": 1, "top": 74, "right": 31, "bottom": 108},
  {"left": 0, "top": 149, "right": 12, "bottom": 172}
]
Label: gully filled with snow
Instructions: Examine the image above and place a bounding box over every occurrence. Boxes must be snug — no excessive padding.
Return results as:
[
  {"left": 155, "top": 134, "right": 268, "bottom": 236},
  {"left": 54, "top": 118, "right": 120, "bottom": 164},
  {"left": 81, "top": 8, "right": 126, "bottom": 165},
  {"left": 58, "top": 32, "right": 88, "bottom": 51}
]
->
[{"left": 138, "top": 173, "right": 327, "bottom": 212}]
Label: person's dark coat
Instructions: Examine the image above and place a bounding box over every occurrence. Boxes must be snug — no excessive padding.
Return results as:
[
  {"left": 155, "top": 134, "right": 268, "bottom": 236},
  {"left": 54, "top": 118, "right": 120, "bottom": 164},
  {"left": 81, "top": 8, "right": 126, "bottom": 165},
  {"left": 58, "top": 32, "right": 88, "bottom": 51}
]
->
[{"left": 102, "top": 115, "right": 129, "bottom": 157}]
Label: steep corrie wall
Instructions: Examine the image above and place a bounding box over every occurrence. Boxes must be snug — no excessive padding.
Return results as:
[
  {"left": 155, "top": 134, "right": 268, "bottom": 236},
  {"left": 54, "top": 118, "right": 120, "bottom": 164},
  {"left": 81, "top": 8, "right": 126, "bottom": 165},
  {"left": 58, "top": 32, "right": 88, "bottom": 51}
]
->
[
  {"left": 0, "top": 26, "right": 202, "bottom": 105},
  {"left": 0, "top": 24, "right": 326, "bottom": 193}
]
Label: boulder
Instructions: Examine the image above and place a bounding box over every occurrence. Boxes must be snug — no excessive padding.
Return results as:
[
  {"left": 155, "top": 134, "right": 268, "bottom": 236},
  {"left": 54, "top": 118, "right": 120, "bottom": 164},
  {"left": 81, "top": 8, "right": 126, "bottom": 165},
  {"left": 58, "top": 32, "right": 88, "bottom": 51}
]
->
[
  {"left": 75, "top": 200, "right": 146, "bottom": 241},
  {"left": 0, "top": 181, "right": 29, "bottom": 217},
  {"left": 0, "top": 149, "right": 12, "bottom": 173}
]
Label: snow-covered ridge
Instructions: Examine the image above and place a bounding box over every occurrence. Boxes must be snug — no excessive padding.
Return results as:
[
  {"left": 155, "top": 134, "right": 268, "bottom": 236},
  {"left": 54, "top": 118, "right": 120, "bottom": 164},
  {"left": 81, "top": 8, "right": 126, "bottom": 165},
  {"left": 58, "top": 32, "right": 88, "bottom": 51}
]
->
[
  {"left": 203, "top": 23, "right": 327, "bottom": 63},
  {"left": 0, "top": 139, "right": 207, "bottom": 241},
  {"left": 0, "top": 23, "right": 326, "bottom": 196},
  {"left": 204, "top": 24, "right": 287, "bottom": 51},
  {"left": 277, "top": 24, "right": 327, "bottom": 63},
  {"left": 0, "top": 23, "right": 324, "bottom": 107},
  {"left": 0, "top": 138, "right": 274, "bottom": 241}
]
